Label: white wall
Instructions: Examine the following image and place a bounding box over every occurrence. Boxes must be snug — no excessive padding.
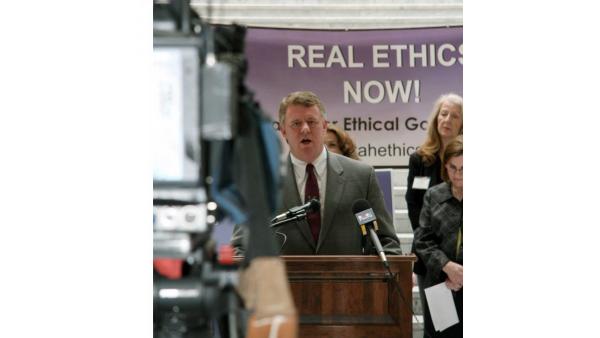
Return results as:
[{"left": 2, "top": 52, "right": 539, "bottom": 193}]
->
[{"left": 190, "top": 0, "right": 462, "bottom": 29}]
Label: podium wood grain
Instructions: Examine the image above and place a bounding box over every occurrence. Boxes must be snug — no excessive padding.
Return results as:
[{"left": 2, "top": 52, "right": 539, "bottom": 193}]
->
[{"left": 281, "top": 255, "right": 416, "bottom": 338}]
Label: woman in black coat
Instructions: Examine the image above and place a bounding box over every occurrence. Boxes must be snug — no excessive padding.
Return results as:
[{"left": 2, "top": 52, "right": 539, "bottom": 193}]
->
[{"left": 405, "top": 93, "right": 462, "bottom": 337}]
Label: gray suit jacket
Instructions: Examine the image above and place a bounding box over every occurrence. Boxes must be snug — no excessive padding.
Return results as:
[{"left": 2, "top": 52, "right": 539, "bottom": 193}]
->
[{"left": 231, "top": 151, "right": 402, "bottom": 256}]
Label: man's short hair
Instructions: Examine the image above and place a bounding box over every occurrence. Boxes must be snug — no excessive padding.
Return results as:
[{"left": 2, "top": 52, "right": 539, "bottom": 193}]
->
[{"left": 278, "top": 91, "right": 327, "bottom": 125}]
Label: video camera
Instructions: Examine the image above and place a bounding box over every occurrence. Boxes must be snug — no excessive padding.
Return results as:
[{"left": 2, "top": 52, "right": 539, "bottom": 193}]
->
[{"left": 153, "top": 1, "right": 253, "bottom": 337}]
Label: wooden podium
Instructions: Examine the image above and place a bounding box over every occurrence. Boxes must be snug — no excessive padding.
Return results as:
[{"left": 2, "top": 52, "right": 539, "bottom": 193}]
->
[{"left": 281, "top": 255, "right": 416, "bottom": 338}]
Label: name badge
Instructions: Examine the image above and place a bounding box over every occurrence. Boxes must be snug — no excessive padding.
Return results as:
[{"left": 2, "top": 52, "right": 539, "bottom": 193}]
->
[{"left": 412, "top": 176, "right": 431, "bottom": 190}]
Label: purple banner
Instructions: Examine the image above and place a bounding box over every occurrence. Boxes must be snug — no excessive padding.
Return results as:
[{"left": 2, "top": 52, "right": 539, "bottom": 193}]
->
[{"left": 245, "top": 27, "right": 462, "bottom": 166}]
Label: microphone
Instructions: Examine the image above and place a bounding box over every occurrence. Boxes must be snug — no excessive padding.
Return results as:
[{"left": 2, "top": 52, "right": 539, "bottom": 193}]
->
[
  {"left": 352, "top": 199, "right": 389, "bottom": 268},
  {"left": 271, "top": 199, "right": 320, "bottom": 224}
]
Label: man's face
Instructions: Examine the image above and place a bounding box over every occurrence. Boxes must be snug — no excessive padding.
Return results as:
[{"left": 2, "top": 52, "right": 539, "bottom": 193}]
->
[{"left": 280, "top": 104, "right": 327, "bottom": 163}]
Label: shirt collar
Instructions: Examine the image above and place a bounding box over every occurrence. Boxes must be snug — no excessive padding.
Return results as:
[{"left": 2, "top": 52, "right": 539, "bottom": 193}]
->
[
  {"left": 290, "top": 147, "right": 327, "bottom": 178},
  {"left": 438, "top": 182, "right": 461, "bottom": 203}
]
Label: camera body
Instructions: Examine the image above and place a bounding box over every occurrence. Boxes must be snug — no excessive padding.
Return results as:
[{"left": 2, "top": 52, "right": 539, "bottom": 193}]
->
[{"left": 153, "top": 1, "right": 246, "bottom": 337}]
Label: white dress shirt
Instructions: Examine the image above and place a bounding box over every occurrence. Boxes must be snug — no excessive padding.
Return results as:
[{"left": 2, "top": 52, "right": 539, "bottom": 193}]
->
[{"left": 289, "top": 147, "right": 327, "bottom": 219}]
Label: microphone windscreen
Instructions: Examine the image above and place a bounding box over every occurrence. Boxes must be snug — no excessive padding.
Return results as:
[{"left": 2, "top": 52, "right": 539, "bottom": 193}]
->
[
  {"left": 352, "top": 199, "right": 371, "bottom": 214},
  {"left": 309, "top": 199, "right": 321, "bottom": 212}
]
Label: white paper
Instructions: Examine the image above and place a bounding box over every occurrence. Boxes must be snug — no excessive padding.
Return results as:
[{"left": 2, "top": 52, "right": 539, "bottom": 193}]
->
[
  {"left": 412, "top": 176, "right": 431, "bottom": 190},
  {"left": 424, "top": 282, "right": 460, "bottom": 332}
]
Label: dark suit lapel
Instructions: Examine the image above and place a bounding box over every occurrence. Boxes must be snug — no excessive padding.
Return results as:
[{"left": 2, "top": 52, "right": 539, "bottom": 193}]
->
[
  {"left": 283, "top": 157, "right": 316, "bottom": 250},
  {"left": 316, "top": 152, "right": 345, "bottom": 251}
]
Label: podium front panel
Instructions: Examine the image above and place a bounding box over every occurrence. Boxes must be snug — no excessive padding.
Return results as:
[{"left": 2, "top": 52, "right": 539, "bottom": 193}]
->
[{"left": 282, "top": 255, "right": 416, "bottom": 338}]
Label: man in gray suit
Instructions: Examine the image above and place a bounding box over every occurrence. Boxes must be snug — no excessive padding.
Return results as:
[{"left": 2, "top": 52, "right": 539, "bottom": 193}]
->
[{"left": 231, "top": 91, "right": 401, "bottom": 256}]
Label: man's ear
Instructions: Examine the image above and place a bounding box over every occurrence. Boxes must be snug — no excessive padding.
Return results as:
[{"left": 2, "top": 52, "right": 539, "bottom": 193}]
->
[{"left": 279, "top": 123, "right": 287, "bottom": 139}]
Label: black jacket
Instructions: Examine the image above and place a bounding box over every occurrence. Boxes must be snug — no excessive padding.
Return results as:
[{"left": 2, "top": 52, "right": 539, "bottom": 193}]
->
[{"left": 405, "top": 151, "right": 442, "bottom": 275}]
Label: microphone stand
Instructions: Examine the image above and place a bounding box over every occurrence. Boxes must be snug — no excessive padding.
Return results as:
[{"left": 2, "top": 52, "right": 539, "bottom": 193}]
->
[{"left": 363, "top": 224, "right": 420, "bottom": 325}]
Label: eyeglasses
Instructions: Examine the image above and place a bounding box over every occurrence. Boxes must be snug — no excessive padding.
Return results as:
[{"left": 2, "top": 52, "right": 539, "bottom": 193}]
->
[{"left": 447, "top": 165, "right": 463, "bottom": 174}]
